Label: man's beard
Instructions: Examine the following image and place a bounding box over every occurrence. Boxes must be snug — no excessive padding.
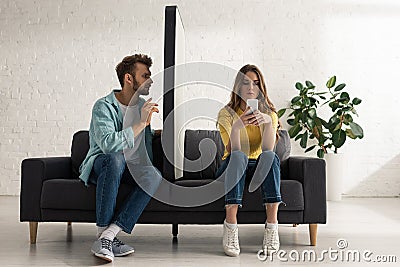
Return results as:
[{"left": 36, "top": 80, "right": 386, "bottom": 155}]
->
[
  {"left": 133, "top": 78, "right": 140, "bottom": 92},
  {"left": 134, "top": 79, "right": 150, "bottom": 95}
]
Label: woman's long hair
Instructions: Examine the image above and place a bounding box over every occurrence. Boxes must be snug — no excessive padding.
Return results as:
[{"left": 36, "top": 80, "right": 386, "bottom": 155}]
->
[{"left": 226, "top": 64, "right": 280, "bottom": 141}]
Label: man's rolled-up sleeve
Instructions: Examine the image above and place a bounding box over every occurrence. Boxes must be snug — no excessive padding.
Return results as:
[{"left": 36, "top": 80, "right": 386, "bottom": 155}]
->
[{"left": 92, "top": 102, "right": 134, "bottom": 154}]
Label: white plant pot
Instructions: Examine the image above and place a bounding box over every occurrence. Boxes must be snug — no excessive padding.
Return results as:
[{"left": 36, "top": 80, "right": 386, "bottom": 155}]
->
[{"left": 325, "top": 153, "right": 344, "bottom": 201}]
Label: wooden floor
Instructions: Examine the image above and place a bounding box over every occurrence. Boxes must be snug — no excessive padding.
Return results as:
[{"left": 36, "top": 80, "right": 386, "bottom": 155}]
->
[{"left": 1, "top": 196, "right": 399, "bottom": 266}]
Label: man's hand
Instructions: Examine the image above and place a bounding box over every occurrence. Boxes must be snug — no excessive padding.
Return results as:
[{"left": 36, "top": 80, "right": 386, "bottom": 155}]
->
[
  {"left": 132, "top": 98, "right": 159, "bottom": 137},
  {"left": 140, "top": 98, "right": 159, "bottom": 126}
]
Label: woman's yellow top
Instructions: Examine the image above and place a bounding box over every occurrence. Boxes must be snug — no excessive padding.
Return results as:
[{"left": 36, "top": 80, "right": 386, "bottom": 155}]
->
[{"left": 217, "top": 107, "right": 279, "bottom": 160}]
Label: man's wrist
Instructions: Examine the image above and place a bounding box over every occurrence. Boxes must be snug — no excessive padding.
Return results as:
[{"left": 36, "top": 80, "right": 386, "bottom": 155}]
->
[{"left": 132, "top": 121, "right": 147, "bottom": 137}]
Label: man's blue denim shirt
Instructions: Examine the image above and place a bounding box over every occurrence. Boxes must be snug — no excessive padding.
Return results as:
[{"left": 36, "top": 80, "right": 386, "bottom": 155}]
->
[{"left": 79, "top": 90, "right": 153, "bottom": 185}]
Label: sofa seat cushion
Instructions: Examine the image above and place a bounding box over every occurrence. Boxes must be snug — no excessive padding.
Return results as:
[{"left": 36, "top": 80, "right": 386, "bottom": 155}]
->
[
  {"left": 168, "top": 178, "right": 303, "bottom": 212},
  {"left": 41, "top": 179, "right": 170, "bottom": 212},
  {"left": 168, "top": 178, "right": 225, "bottom": 212},
  {"left": 41, "top": 179, "right": 95, "bottom": 210},
  {"left": 240, "top": 180, "right": 304, "bottom": 212}
]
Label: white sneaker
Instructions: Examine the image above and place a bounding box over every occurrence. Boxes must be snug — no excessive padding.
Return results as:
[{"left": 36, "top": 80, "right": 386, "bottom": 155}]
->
[
  {"left": 263, "top": 228, "right": 280, "bottom": 256},
  {"left": 222, "top": 220, "right": 240, "bottom": 257}
]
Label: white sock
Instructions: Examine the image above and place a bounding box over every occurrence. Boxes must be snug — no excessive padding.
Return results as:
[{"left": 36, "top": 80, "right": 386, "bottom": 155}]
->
[
  {"left": 266, "top": 222, "right": 278, "bottom": 231},
  {"left": 100, "top": 223, "right": 122, "bottom": 241},
  {"left": 224, "top": 220, "right": 237, "bottom": 230},
  {"left": 96, "top": 226, "right": 107, "bottom": 239}
]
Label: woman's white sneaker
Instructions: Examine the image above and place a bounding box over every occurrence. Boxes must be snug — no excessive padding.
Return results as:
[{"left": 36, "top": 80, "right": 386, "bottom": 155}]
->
[
  {"left": 263, "top": 228, "right": 280, "bottom": 256},
  {"left": 222, "top": 221, "right": 240, "bottom": 257}
]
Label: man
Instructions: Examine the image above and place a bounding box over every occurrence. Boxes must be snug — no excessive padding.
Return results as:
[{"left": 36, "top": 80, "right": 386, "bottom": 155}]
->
[{"left": 79, "top": 54, "right": 161, "bottom": 262}]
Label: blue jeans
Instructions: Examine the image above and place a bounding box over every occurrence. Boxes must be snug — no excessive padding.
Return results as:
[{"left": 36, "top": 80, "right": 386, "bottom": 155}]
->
[
  {"left": 89, "top": 152, "right": 161, "bottom": 234},
  {"left": 215, "top": 150, "right": 282, "bottom": 206}
]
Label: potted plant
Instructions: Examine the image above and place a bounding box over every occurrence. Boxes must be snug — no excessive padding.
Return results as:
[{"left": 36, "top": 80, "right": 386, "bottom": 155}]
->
[{"left": 278, "top": 76, "right": 364, "bottom": 200}]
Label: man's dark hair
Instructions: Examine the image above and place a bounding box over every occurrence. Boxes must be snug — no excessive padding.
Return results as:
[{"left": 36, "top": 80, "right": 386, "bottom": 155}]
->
[{"left": 115, "top": 54, "right": 153, "bottom": 87}]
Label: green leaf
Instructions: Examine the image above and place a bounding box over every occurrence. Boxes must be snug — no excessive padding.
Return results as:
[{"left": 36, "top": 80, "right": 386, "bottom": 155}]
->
[
  {"left": 326, "top": 76, "right": 336, "bottom": 88},
  {"left": 318, "top": 117, "right": 329, "bottom": 128},
  {"left": 291, "top": 96, "right": 302, "bottom": 104},
  {"left": 287, "top": 119, "right": 295, "bottom": 126},
  {"left": 295, "top": 82, "right": 303, "bottom": 90},
  {"left": 351, "top": 108, "right": 359, "bottom": 116},
  {"left": 317, "top": 149, "right": 325, "bottom": 158},
  {"left": 334, "top": 83, "right": 346, "bottom": 91},
  {"left": 308, "top": 108, "right": 317, "bottom": 118},
  {"left": 305, "top": 80, "right": 315, "bottom": 89},
  {"left": 319, "top": 95, "right": 326, "bottom": 100},
  {"left": 300, "top": 133, "right": 308, "bottom": 148},
  {"left": 294, "top": 112, "right": 301, "bottom": 123},
  {"left": 340, "top": 92, "right": 350, "bottom": 100},
  {"left": 295, "top": 133, "right": 303, "bottom": 141},
  {"left": 329, "top": 101, "right": 340, "bottom": 111},
  {"left": 288, "top": 124, "right": 302, "bottom": 138},
  {"left": 349, "top": 122, "right": 364, "bottom": 138},
  {"left": 333, "top": 122, "right": 342, "bottom": 132},
  {"left": 332, "top": 129, "right": 346, "bottom": 148},
  {"left": 309, "top": 97, "right": 318, "bottom": 105},
  {"left": 304, "top": 97, "right": 311, "bottom": 106},
  {"left": 342, "top": 106, "right": 352, "bottom": 112},
  {"left": 352, "top": 97, "right": 362, "bottom": 105},
  {"left": 346, "top": 129, "right": 357, "bottom": 139},
  {"left": 277, "top": 108, "right": 286, "bottom": 118},
  {"left": 328, "top": 115, "right": 340, "bottom": 126},
  {"left": 307, "top": 117, "right": 315, "bottom": 128},
  {"left": 344, "top": 114, "right": 353, "bottom": 124},
  {"left": 305, "top": 145, "right": 316, "bottom": 153}
]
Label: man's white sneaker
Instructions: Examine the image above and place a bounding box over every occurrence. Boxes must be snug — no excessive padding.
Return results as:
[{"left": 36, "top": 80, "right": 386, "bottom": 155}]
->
[
  {"left": 263, "top": 228, "right": 280, "bottom": 256},
  {"left": 222, "top": 221, "right": 240, "bottom": 257}
]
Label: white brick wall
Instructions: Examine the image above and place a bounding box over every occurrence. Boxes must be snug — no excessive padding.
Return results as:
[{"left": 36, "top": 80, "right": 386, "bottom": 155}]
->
[{"left": 1, "top": 0, "right": 399, "bottom": 196}]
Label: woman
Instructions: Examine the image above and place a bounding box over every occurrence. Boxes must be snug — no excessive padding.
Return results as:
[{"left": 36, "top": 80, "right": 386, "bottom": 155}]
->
[{"left": 216, "top": 64, "right": 282, "bottom": 257}]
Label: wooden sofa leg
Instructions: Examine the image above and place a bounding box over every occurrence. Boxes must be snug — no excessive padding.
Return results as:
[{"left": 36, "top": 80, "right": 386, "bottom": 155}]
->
[
  {"left": 29, "top": 222, "right": 38, "bottom": 244},
  {"left": 172, "top": 224, "right": 178, "bottom": 237},
  {"left": 67, "top": 222, "right": 72, "bottom": 226},
  {"left": 293, "top": 224, "right": 298, "bottom": 227},
  {"left": 309, "top": 224, "right": 318, "bottom": 246}
]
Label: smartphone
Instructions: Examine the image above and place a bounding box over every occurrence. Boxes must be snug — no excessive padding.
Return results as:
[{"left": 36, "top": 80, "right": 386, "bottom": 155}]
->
[{"left": 246, "top": 99, "right": 259, "bottom": 114}]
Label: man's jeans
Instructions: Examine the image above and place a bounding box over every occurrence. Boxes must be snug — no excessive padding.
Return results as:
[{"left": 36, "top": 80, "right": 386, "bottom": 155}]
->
[
  {"left": 216, "top": 150, "right": 282, "bottom": 207},
  {"left": 89, "top": 151, "right": 161, "bottom": 233}
]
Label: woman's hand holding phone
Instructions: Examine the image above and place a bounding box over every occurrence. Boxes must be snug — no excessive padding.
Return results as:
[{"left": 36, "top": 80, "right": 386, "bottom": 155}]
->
[
  {"left": 232, "top": 107, "right": 256, "bottom": 130},
  {"left": 248, "top": 110, "right": 272, "bottom": 126}
]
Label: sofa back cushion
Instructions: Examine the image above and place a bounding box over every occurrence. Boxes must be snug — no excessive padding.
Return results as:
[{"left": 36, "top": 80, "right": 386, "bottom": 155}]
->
[
  {"left": 183, "top": 130, "right": 225, "bottom": 180},
  {"left": 71, "top": 131, "right": 90, "bottom": 179},
  {"left": 183, "top": 129, "right": 291, "bottom": 180},
  {"left": 71, "top": 130, "right": 164, "bottom": 179}
]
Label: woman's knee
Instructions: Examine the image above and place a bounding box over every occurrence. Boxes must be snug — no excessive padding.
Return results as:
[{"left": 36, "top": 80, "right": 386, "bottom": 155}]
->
[
  {"left": 260, "top": 151, "right": 280, "bottom": 165},
  {"left": 230, "top": 150, "right": 248, "bottom": 164}
]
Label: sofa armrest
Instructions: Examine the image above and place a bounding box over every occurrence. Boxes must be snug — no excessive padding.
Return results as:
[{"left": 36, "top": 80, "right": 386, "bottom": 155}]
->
[
  {"left": 20, "top": 157, "right": 72, "bottom": 222},
  {"left": 288, "top": 156, "right": 326, "bottom": 223}
]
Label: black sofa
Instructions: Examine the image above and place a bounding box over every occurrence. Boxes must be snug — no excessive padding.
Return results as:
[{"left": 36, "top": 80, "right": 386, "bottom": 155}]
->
[{"left": 20, "top": 129, "right": 326, "bottom": 246}]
